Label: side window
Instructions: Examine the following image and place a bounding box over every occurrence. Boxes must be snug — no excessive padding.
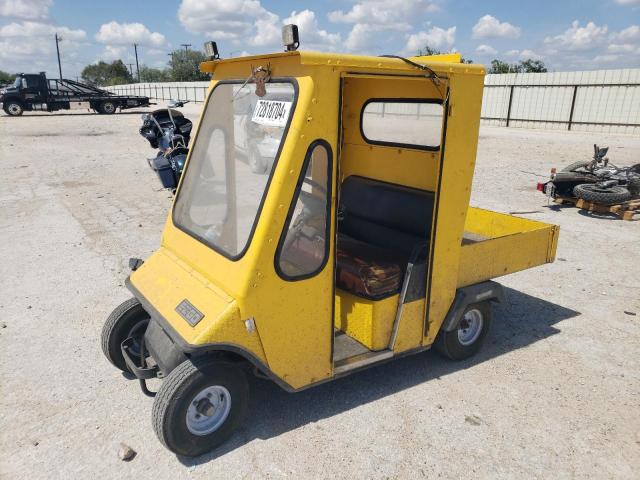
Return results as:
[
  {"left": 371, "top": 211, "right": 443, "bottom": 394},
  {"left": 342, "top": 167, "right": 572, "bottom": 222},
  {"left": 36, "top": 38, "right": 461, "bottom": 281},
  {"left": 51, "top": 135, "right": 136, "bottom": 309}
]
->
[
  {"left": 277, "top": 141, "right": 332, "bottom": 279},
  {"left": 361, "top": 100, "right": 443, "bottom": 150}
]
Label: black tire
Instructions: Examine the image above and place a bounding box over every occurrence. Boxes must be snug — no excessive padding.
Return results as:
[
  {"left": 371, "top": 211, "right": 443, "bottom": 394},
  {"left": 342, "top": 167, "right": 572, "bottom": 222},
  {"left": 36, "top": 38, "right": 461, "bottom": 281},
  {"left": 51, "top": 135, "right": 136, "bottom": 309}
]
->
[
  {"left": 152, "top": 358, "right": 249, "bottom": 457},
  {"left": 561, "top": 160, "right": 591, "bottom": 172},
  {"left": 99, "top": 100, "right": 117, "bottom": 114},
  {"left": 573, "top": 183, "right": 631, "bottom": 204},
  {"left": 434, "top": 302, "right": 491, "bottom": 361},
  {"left": 101, "top": 298, "right": 150, "bottom": 372},
  {"left": 5, "top": 100, "right": 24, "bottom": 116},
  {"left": 627, "top": 176, "right": 640, "bottom": 195},
  {"left": 248, "top": 143, "right": 266, "bottom": 174}
]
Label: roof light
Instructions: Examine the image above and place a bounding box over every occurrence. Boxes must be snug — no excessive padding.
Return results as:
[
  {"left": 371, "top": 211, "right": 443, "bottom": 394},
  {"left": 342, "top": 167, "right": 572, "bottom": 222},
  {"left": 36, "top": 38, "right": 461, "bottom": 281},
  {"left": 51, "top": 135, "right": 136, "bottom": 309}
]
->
[
  {"left": 282, "top": 24, "right": 299, "bottom": 51},
  {"left": 203, "top": 41, "right": 219, "bottom": 60}
]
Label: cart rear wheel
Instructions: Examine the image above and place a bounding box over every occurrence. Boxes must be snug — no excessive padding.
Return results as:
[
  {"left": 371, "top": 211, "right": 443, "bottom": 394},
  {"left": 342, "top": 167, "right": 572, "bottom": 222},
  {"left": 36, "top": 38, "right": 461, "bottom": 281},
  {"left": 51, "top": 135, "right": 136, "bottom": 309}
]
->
[
  {"left": 435, "top": 302, "right": 491, "bottom": 361},
  {"left": 99, "top": 100, "right": 117, "bottom": 114},
  {"left": 101, "top": 298, "right": 150, "bottom": 372},
  {"left": 5, "top": 101, "right": 24, "bottom": 116},
  {"left": 152, "top": 358, "right": 248, "bottom": 457}
]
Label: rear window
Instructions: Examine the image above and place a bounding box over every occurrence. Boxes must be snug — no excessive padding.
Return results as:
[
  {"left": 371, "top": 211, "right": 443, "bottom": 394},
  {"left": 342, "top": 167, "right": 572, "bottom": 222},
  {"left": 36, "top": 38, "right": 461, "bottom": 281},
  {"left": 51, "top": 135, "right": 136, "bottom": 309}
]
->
[{"left": 361, "top": 100, "right": 443, "bottom": 150}]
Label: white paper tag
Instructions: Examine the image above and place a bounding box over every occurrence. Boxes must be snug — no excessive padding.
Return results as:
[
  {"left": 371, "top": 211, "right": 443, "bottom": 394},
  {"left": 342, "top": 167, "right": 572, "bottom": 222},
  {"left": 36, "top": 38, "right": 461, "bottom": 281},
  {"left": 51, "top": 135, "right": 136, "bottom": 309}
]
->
[{"left": 251, "top": 99, "right": 292, "bottom": 127}]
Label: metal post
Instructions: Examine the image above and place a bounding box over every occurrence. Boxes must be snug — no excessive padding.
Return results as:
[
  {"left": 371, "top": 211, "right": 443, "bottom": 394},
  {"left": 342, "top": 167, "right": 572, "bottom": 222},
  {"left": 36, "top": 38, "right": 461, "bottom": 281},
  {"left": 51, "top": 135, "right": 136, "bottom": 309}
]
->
[
  {"left": 180, "top": 44, "right": 192, "bottom": 53},
  {"left": 506, "top": 85, "right": 515, "bottom": 127},
  {"left": 133, "top": 43, "right": 140, "bottom": 82},
  {"left": 55, "top": 33, "right": 63, "bottom": 80},
  {"left": 568, "top": 85, "right": 578, "bottom": 131}
]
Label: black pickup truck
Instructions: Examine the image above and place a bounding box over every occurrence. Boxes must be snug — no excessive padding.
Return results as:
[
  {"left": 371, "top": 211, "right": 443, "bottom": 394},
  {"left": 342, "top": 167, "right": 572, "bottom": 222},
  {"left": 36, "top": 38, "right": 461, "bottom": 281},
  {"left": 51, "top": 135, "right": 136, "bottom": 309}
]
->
[{"left": 0, "top": 72, "right": 150, "bottom": 116}]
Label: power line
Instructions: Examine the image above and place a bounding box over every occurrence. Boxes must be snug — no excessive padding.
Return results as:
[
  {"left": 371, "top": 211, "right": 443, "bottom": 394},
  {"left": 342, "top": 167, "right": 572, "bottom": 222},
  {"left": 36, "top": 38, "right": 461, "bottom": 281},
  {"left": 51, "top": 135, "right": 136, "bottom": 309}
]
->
[{"left": 180, "top": 43, "right": 192, "bottom": 53}]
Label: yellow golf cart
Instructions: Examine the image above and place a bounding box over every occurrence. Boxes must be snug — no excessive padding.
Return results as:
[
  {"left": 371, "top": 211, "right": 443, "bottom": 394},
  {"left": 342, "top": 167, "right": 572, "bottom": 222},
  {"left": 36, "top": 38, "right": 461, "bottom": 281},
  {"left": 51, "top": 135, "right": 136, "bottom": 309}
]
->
[{"left": 101, "top": 26, "right": 559, "bottom": 457}]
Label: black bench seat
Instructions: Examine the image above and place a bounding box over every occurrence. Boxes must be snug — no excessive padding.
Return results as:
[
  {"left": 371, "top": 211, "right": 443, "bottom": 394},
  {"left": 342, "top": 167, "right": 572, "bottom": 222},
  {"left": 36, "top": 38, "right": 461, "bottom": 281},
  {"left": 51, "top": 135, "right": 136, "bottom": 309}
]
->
[{"left": 336, "top": 176, "right": 435, "bottom": 300}]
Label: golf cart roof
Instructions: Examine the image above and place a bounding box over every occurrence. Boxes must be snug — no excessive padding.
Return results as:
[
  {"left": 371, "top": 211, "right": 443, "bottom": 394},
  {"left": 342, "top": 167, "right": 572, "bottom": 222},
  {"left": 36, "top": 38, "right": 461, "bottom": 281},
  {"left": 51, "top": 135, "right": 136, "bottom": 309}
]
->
[{"left": 201, "top": 50, "right": 486, "bottom": 77}]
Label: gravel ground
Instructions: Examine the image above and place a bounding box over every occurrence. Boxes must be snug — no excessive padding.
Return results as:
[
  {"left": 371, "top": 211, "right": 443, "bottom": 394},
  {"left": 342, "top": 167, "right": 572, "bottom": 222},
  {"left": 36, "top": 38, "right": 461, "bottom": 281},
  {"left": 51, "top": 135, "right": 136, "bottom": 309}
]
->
[{"left": 0, "top": 105, "right": 638, "bottom": 479}]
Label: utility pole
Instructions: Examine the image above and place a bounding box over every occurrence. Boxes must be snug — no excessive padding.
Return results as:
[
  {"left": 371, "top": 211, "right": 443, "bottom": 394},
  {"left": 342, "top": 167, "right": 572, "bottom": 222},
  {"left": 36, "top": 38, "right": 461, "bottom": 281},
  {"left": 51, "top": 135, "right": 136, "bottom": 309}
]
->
[
  {"left": 55, "top": 33, "right": 63, "bottom": 80},
  {"left": 127, "top": 63, "right": 134, "bottom": 77},
  {"left": 180, "top": 43, "right": 191, "bottom": 53},
  {"left": 133, "top": 43, "right": 140, "bottom": 82}
]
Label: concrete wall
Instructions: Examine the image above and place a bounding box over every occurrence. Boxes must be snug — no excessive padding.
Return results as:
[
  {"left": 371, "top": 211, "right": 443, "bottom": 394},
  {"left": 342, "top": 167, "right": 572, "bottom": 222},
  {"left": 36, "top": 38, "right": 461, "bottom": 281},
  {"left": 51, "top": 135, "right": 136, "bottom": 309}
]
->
[{"left": 105, "top": 69, "right": 640, "bottom": 135}]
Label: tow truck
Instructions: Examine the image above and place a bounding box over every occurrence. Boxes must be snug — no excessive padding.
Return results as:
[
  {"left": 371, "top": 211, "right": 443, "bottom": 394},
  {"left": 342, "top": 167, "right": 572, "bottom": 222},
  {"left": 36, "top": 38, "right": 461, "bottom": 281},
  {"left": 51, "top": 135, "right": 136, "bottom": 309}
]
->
[
  {"left": 0, "top": 72, "right": 150, "bottom": 116},
  {"left": 101, "top": 26, "right": 560, "bottom": 456}
]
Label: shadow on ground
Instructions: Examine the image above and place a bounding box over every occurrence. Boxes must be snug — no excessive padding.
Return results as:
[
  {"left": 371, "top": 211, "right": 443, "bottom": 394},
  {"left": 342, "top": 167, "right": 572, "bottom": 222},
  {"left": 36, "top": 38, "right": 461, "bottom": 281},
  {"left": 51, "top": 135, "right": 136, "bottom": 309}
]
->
[{"left": 178, "top": 287, "right": 579, "bottom": 465}]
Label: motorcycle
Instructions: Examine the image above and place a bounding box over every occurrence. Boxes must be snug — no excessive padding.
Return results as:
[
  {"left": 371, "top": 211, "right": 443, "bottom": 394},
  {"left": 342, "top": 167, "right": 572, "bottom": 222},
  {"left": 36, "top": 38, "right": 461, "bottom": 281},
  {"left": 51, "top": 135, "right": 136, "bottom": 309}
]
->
[
  {"left": 139, "top": 100, "right": 193, "bottom": 191},
  {"left": 538, "top": 144, "right": 640, "bottom": 204}
]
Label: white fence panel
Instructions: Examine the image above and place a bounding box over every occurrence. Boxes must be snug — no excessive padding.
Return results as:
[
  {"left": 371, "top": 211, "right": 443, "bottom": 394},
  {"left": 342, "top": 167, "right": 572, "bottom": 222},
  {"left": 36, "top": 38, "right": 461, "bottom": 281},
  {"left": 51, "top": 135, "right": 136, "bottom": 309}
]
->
[{"left": 105, "top": 68, "right": 640, "bottom": 134}]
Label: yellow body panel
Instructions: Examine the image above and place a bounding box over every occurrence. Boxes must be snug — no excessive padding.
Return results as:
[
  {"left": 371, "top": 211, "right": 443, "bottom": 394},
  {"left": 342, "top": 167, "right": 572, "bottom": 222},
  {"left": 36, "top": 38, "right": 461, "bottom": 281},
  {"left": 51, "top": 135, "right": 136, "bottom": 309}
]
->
[
  {"left": 334, "top": 290, "right": 398, "bottom": 351},
  {"left": 128, "top": 49, "right": 558, "bottom": 391},
  {"left": 457, "top": 208, "right": 560, "bottom": 287}
]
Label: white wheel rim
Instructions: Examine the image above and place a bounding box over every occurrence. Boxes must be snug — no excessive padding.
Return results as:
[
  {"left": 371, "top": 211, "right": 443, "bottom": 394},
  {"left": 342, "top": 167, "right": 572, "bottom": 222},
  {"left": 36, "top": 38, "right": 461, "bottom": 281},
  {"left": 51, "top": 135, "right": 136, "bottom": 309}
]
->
[
  {"left": 457, "top": 308, "right": 483, "bottom": 346},
  {"left": 185, "top": 385, "right": 231, "bottom": 436},
  {"left": 8, "top": 104, "right": 21, "bottom": 114}
]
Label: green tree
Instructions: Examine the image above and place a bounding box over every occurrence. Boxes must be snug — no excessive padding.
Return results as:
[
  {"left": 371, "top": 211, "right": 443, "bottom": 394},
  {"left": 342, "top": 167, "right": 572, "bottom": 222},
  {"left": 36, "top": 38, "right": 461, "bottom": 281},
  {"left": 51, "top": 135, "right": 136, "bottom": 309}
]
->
[
  {"left": 168, "top": 49, "right": 210, "bottom": 81},
  {"left": 418, "top": 45, "right": 473, "bottom": 64},
  {"left": 81, "top": 60, "right": 133, "bottom": 86},
  {"left": 139, "top": 65, "right": 170, "bottom": 82},
  {"left": 519, "top": 59, "right": 547, "bottom": 73},
  {"left": 489, "top": 58, "right": 548, "bottom": 74},
  {"left": 0, "top": 70, "right": 16, "bottom": 85}
]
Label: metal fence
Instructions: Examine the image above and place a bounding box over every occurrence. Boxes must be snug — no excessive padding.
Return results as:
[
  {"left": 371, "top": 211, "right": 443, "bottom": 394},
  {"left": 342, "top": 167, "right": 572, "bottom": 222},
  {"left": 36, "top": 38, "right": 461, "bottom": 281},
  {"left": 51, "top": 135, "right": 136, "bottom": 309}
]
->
[
  {"left": 481, "top": 83, "right": 640, "bottom": 132},
  {"left": 106, "top": 69, "right": 640, "bottom": 135}
]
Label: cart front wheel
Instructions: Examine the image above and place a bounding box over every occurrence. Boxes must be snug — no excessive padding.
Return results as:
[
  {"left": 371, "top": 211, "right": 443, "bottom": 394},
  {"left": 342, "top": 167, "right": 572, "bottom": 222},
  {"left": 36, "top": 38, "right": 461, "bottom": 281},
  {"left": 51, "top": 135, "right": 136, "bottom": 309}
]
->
[
  {"left": 99, "top": 100, "right": 117, "bottom": 114},
  {"left": 435, "top": 302, "right": 491, "bottom": 361},
  {"left": 101, "top": 297, "right": 150, "bottom": 372},
  {"left": 5, "top": 101, "right": 24, "bottom": 116},
  {"left": 152, "top": 358, "right": 248, "bottom": 457}
]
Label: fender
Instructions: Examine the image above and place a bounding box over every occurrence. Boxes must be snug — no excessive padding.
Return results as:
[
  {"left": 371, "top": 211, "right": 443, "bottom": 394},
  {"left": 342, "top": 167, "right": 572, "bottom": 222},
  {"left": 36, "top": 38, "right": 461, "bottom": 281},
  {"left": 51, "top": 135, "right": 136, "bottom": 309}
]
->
[{"left": 440, "top": 281, "right": 505, "bottom": 332}]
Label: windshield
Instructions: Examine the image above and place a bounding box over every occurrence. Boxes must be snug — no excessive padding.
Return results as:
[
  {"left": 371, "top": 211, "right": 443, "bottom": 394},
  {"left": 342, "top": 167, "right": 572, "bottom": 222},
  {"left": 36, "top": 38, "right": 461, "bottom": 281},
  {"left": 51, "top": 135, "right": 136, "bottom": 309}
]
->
[
  {"left": 173, "top": 81, "right": 296, "bottom": 258},
  {"left": 13, "top": 77, "right": 21, "bottom": 88}
]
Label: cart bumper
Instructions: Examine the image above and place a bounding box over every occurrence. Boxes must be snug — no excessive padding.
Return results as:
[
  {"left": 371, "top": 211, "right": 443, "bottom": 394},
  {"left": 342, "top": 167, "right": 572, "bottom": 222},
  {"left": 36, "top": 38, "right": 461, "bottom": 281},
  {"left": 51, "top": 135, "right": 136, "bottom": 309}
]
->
[{"left": 121, "top": 337, "right": 159, "bottom": 379}]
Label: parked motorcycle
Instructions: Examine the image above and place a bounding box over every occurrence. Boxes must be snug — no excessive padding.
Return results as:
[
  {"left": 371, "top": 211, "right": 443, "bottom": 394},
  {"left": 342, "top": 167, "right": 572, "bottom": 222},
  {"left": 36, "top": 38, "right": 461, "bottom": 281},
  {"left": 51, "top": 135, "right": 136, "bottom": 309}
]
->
[
  {"left": 538, "top": 144, "right": 640, "bottom": 204},
  {"left": 139, "top": 100, "right": 193, "bottom": 191}
]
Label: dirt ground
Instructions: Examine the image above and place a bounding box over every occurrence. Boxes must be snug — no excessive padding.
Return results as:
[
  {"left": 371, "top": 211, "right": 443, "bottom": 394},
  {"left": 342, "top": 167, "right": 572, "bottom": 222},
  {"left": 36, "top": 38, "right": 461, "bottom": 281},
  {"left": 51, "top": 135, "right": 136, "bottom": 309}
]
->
[{"left": 0, "top": 104, "right": 638, "bottom": 479}]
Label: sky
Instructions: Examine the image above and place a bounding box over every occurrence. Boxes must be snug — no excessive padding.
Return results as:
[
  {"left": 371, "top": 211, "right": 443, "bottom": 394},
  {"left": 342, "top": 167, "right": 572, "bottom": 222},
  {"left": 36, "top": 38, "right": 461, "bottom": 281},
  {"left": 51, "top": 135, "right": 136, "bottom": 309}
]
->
[{"left": 1, "top": 0, "right": 639, "bottom": 79}]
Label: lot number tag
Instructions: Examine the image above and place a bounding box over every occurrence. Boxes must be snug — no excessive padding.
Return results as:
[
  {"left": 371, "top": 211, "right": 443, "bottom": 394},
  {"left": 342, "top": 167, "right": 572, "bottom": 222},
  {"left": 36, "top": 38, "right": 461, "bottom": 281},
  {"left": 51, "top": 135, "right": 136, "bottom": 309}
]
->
[{"left": 251, "top": 100, "right": 292, "bottom": 127}]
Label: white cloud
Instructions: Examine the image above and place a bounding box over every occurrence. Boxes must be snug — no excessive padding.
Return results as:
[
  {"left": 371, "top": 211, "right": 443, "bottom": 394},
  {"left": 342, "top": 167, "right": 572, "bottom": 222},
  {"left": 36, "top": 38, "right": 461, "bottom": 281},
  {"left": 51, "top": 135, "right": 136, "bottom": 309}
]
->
[
  {"left": 614, "top": 0, "right": 640, "bottom": 5},
  {"left": 519, "top": 49, "right": 543, "bottom": 60},
  {"left": 593, "top": 54, "right": 620, "bottom": 62},
  {"left": 0, "top": 0, "right": 51, "bottom": 20},
  {"left": 475, "top": 44, "right": 497, "bottom": 55},
  {"left": 0, "top": 20, "right": 85, "bottom": 40},
  {"left": 284, "top": 10, "right": 341, "bottom": 50},
  {"left": 610, "top": 25, "right": 640, "bottom": 42},
  {"left": 178, "top": 0, "right": 281, "bottom": 48},
  {"left": 544, "top": 20, "right": 607, "bottom": 51},
  {"left": 0, "top": 19, "right": 86, "bottom": 75},
  {"left": 472, "top": 15, "right": 520, "bottom": 39},
  {"left": 403, "top": 26, "right": 456, "bottom": 55},
  {"left": 328, "top": 0, "right": 438, "bottom": 29},
  {"left": 329, "top": 0, "right": 440, "bottom": 53},
  {"left": 95, "top": 21, "right": 166, "bottom": 47}
]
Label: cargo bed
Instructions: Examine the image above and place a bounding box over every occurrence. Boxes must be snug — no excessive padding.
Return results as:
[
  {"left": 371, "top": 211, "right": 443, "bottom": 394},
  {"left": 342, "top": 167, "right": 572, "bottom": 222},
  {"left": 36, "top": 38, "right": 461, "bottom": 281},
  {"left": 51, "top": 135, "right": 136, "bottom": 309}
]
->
[{"left": 457, "top": 207, "right": 559, "bottom": 288}]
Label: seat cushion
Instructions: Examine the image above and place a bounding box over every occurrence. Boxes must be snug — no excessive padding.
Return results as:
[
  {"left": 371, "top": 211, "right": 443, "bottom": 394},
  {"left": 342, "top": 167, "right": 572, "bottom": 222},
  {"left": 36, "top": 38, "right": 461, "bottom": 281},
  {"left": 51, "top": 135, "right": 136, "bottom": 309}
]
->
[
  {"left": 339, "top": 176, "right": 434, "bottom": 256},
  {"left": 336, "top": 234, "right": 406, "bottom": 299}
]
